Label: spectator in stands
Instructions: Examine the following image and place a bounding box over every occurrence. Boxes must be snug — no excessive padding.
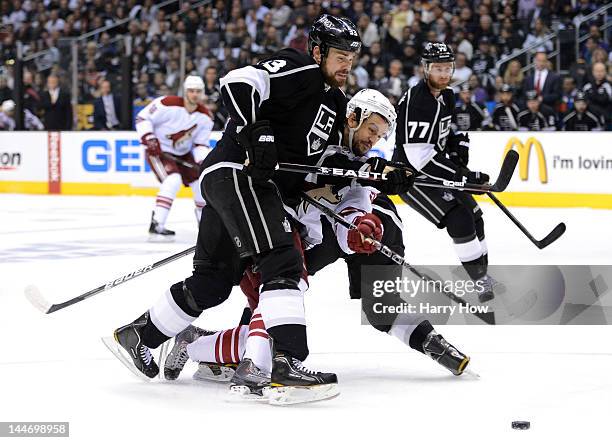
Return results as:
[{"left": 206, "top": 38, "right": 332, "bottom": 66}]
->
[
  {"left": 452, "top": 52, "right": 473, "bottom": 87},
  {"left": 492, "top": 84, "right": 521, "bottom": 131},
  {"left": 0, "top": 75, "right": 12, "bottom": 103},
  {"left": 471, "top": 37, "right": 497, "bottom": 96},
  {"left": 400, "top": 40, "right": 419, "bottom": 78},
  {"left": 583, "top": 62, "right": 612, "bottom": 123},
  {"left": 453, "top": 27, "right": 474, "bottom": 61},
  {"left": 93, "top": 79, "right": 121, "bottom": 130},
  {"left": 357, "top": 14, "right": 379, "bottom": 48},
  {"left": 518, "top": 89, "right": 557, "bottom": 131},
  {"left": 558, "top": 76, "right": 578, "bottom": 115},
  {"left": 503, "top": 59, "right": 525, "bottom": 98},
  {"left": 562, "top": 90, "right": 605, "bottom": 131},
  {"left": 40, "top": 74, "right": 72, "bottom": 130},
  {"left": 523, "top": 18, "right": 553, "bottom": 53},
  {"left": 21, "top": 70, "right": 41, "bottom": 115},
  {"left": 468, "top": 74, "right": 488, "bottom": 104},
  {"left": 523, "top": 51, "right": 561, "bottom": 108},
  {"left": 133, "top": 83, "right": 153, "bottom": 108}
]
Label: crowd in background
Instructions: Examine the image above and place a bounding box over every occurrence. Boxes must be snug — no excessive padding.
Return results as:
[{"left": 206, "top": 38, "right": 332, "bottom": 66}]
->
[{"left": 0, "top": 0, "right": 611, "bottom": 131}]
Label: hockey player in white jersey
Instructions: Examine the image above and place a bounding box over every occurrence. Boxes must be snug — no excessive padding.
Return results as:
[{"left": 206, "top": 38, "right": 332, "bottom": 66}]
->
[
  {"left": 135, "top": 75, "right": 213, "bottom": 240},
  {"left": 161, "top": 90, "right": 469, "bottom": 399}
]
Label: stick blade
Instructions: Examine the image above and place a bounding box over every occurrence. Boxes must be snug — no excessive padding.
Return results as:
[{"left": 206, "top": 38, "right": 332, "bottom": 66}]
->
[
  {"left": 491, "top": 150, "right": 519, "bottom": 192},
  {"left": 24, "top": 285, "right": 52, "bottom": 314},
  {"left": 536, "top": 222, "right": 566, "bottom": 249}
]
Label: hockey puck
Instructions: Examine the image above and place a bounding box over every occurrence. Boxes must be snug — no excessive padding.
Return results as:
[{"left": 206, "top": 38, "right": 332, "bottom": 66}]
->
[{"left": 511, "top": 421, "right": 530, "bottom": 430}]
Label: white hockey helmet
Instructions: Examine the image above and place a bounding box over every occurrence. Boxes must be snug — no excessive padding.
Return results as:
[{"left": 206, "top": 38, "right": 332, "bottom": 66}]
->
[
  {"left": 183, "top": 75, "right": 204, "bottom": 91},
  {"left": 2, "top": 99, "right": 15, "bottom": 113},
  {"left": 346, "top": 89, "right": 396, "bottom": 150}
]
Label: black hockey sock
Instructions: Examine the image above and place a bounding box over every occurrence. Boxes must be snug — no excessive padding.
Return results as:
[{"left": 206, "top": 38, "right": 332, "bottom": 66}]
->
[
  {"left": 408, "top": 320, "right": 435, "bottom": 354},
  {"left": 268, "top": 324, "right": 309, "bottom": 361},
  {"left": 140, "top": 312, "right": 172, "bottom": 349}
]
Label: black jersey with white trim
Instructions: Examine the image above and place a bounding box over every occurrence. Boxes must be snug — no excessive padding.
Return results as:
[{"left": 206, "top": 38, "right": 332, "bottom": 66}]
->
[
  {"left": 203, "top": 48, "right": 348, "bottom": 198},
  {"left": 392, "top": 80, "right": 459, "bottom": 181}
]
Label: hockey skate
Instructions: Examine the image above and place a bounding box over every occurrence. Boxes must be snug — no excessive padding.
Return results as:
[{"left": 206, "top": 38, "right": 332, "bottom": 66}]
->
[
  {"left": 148, "top": 211, "right": 175, "bottom": 242},
  {"left": 228, "top": 358, "right": 271, "bottom": 400},
  {"left": 474, "top": 274, "right": 499, "bottom": 303},
  {"left": 163, "top": 325, "right": 215, "bottom": 380},
  {"left": 422, "top": 330, "right": 470, "bottom": 376},
  {"left": 193, "top": 362, "right": 237, "bottom": 382},
  {"left": 102, "top": 312, "right": 159, "bottom": 380},
  {"left": 267, "top": 352, "right": 339, "bottom": 406}
]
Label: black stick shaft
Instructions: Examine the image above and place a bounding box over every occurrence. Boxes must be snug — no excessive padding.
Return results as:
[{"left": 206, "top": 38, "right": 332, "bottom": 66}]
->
[
  {"left": 301, "top": 193, "right": 494, "bottom": 324},
  {"left": 486, "top": 192, "right": 565, "bottom": 249},
  {"left": 46, "top": 246, "right": 196, "bottom": 313}
]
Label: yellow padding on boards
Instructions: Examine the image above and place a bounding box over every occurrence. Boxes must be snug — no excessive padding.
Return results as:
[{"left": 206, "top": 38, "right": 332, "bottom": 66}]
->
[
  {"left": 390, "top": 192, "right": 612, "bottom": 209},
  {"left": 2, "top": 181, "right": 612, "bottom": 209}
]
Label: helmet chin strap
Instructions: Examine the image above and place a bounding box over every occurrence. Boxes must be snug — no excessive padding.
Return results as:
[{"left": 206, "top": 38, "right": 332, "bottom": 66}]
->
[{"left": 348, "top": 108, "right": 364, "bottom": 153}]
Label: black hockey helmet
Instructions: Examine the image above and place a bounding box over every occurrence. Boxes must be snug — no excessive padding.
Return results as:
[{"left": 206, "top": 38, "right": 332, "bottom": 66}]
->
[
  {"left": 421, "top": 41, "right": 455, "bottom": 80},
  {"left": 308, "top": 14, "right": 362, "bottom": 57},
  {"left": 421, "top": 41, "right": 455, "bottom": 64},
  {"left": 575, "top": 90, "right": 587, "bottom": 102},
  {"left": 525, "top": 90, "right": 539, "bottom": 101}
]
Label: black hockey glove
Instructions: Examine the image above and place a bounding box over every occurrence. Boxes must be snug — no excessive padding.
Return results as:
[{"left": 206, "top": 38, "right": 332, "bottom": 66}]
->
[
  {"left": 447, "top": 133, "right": 470, "bottom": 167},
  {"left": 237, "top": 120, "right": 277, "bottom": 183},
  {"left": 366, "top": 157, "right": 415, "bottom": 195},
  {"left": 455, "top": 167, "right": 490, "bottom": 194}
]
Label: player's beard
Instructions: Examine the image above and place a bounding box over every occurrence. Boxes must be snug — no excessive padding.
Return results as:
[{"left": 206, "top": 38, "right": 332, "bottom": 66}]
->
[
  {"left": 428, "top": 77, "right": 450, "bottom": 92},
  {"left": 322, "top": 63, "right": 349, "bottom": 88}
]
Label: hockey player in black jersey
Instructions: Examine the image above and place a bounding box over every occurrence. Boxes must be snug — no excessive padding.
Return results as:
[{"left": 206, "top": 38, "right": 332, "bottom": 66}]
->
[
  {"left": 561, "top": 91, "right": 604, "bottom": 131},
  {"left": 452, "top": 84, "right": 492, "bottom": 131},
  {"left": 392, "top": 42, "right": 499, "bottom": 303},
  {"left": 492, "top": 84, "right": 520, "bottom": 131},
  {"left": 518, "top": 90, "right": 557, "bottom": 131},
  {"left": 104, "top": 15, "right": 414, "bottom": 404}
]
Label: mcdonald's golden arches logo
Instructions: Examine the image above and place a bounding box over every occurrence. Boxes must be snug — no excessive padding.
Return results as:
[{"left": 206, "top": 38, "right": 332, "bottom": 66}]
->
[{"left": 503, "top": 137, "right": 548, "bottom": 184}]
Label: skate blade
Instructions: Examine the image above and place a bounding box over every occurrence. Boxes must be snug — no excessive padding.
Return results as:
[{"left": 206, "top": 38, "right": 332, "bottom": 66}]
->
[
  {"left": 158, "top": 341, "right": 170, "bottom": 380},
  {"left": 226, "top": 385, "right": 270, "bottom": 402},
  {"left": 268, "top": 383, "right": 340, "bottom": 406},
  {"left": 148, "top": 233, "right": 176, "bottom": 243},
  {"left": 101, "top": 336, "right": 153, "bottom": 382},
  {"left": 462, "top": 368, "right": 481, "bottom": 379},
  {"left": 192, "top": 364, "right": 235, "bottom": 383}
]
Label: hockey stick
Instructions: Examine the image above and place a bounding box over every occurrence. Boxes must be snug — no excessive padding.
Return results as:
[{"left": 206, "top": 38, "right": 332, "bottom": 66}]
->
[
  {"left": 24, "top": 246, "right": 196, "bottom": 314},
  {"left": 162, "top": 152, "right": 200, "bottom": 170},
  {"left": 301, "top": 192, "right": 495, "bottom": 325},
  {"left": 486, "top": 192, "right": 566, "bottom": 249},
  {"left": 280, "top": 149, "right": 518, "bottom": 193}
]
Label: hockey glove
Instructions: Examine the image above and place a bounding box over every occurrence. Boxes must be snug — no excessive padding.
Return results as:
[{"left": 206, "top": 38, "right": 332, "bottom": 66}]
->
[
  {"left": 347, "top": 213, "right": 383, "bottom": 254},
  {"left": 447, "top": 133, "right": 470, "bottom": 167},
  {"left": 365, "top": 157, "right": 415, "bottom": 195},
  {"left": 238, "top": 120, "right": 277, "bottom": 183},
  {"left": 142, "top": 133, "right": 161, "bottom": 157},
  {"left": 455, "top": 168, "right": 490, "bottom": 194}
]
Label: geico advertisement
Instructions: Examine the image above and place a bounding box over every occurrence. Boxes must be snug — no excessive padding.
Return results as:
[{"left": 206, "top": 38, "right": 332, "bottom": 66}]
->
[
  {"left": 468, "top": 132, "right": 612, "bottom": 194},
  {"left": 61, "top": 131, "right": 223, "bottom": 184},
  {"left": 0, "top": 132, "right": 48, "bottom": 180}
]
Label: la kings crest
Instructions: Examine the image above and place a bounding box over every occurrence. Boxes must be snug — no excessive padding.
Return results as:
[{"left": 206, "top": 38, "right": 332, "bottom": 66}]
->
[{"left": 307, "top": 104, "right": 336, "bottom": 156}]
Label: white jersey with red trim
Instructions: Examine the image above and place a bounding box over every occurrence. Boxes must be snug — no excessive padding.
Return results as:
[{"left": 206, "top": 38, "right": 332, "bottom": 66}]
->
[
  {"left": 135, "top": 95, "right": 213, "bottom": 156},
  {"left": 298, "top": 183, "right": 380, "bottom": 255}
]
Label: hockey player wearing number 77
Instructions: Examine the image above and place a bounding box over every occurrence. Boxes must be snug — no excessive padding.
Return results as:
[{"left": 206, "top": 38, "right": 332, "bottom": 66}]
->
[
  {"left": 393, "top": 42, "right": 501, "bottom": 303},
  {"left": 136, "top": 75, "right": 214, "bottom": 241}
]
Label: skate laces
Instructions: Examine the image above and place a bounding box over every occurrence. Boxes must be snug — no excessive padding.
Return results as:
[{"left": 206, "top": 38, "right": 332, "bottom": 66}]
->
[
  {"left": 139, "top": 345, "right": 153, "bottom": 366},
  {"left": 292, "top": 358, "right": 317, "bottom": 375}
]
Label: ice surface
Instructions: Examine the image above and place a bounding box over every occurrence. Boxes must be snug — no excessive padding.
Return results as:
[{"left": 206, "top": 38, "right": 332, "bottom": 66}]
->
[{"left": 1, "top": 194, "right": 611, "bottom": 442}]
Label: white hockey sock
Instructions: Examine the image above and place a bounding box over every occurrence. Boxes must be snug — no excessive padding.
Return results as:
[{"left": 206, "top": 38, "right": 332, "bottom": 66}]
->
[
  {"left": 452, "top": 235, "right": 483, "bottom": 263},
  {"left": 388, "top": 313, "right": 428, "bottom": 346},
  {"left": 258, "top": 287, "right": 306, "bottom": 329},
  {"left": 189, "top": 180, "right": 206, "bottom": 223},
  {"left": 149, "top": 290, "right": 198, "bottom": 338},
  {"left": 187, "top": 326, "right": 247, "bottom": 364},
  {"left": 153, "top": 173, "right": 182, "bottom": 227},
  {"left": 243, "top": 308, "right": 272, "bottom": 374}
]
